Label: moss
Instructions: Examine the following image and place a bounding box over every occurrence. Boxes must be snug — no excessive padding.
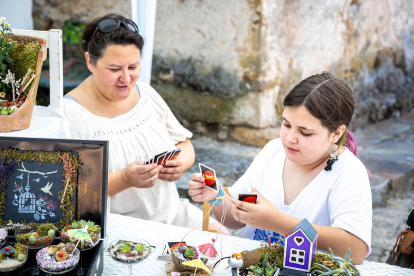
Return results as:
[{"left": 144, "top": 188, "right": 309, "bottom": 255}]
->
[
  {"left": 0, "top": 253, "right": 5, "bottom": 260},
  {"left": 12, "top": 243, "right": 27, "bottom": 258},
  {"left": 0, "top": 148, "right": 80, "bottom": 230},
  {"left": 37, "top": 223, "right": 55, "bottom": 236},
  {"left": 152, "top": 82, "right": 237, "bottom": 124},
  {"left": 8, "top": 37, "right": 41, "bottom": 81}
]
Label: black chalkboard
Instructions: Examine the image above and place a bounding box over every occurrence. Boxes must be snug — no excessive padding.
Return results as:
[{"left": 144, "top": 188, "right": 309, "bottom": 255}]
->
[{"left": 3, "top": 160, "right": 67, "bottom": 223}]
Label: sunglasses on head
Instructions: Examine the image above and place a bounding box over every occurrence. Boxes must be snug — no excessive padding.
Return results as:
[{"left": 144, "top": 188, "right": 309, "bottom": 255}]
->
[{"left": 92, "top": 18, "right": 139, "bottom": 38}]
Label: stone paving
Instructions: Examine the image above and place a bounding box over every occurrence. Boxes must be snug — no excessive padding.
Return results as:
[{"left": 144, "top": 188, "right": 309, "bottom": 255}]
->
[{"left": 176, "top": 112, "right": 414, "bottom": 263}]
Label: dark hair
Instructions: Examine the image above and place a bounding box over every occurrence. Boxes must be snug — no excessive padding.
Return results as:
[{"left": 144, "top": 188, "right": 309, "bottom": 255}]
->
[
  {"left": 283, "top": 72, "right": 357, "bottom": 156},
  {"left": 81, "top": 14, "right": 144, "bottom": 65}
]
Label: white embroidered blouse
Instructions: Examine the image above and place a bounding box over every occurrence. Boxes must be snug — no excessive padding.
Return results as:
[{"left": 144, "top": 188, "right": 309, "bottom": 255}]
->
[{"left": 63, "top": 82, "right": 202, "bottom": 228}]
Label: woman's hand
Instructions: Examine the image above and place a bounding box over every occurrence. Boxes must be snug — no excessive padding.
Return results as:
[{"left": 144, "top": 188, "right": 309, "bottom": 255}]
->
[
  {"left": 230, "top": 188, "right": 281, "bottom": 230},
  {"left": 158, "top": 158, "right": 184, "bottom": 182},
  {"left": 188, "top": 173, "right": 219, "bottom": 202},
  {"left": 121, "top": 162, "right": 162, "bottom": 189}
]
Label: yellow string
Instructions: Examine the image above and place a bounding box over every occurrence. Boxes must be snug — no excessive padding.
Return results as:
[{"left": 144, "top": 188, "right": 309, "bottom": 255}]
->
[{"left": 179, "top": 194, "right": 227, "bottom": 245}]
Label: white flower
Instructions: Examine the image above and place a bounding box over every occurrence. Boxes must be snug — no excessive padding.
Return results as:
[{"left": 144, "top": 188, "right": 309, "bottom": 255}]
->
[
  {"left": 4, "top": 22, "right": 9, "bottom": 27},
  {"left": 0, "top": 17, "right": 5, "bottom": 21},
  {"left": 0, "top": 19, "right": 3, "bottom": 25}
]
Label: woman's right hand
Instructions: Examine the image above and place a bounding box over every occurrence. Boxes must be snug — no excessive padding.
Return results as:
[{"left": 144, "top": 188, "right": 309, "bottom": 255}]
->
[
  {"left": 188, "top": 173, "right": 219, "bottom": 202},
  {"left": 121, "top": 162, "right": 162, "bottom": 189}
]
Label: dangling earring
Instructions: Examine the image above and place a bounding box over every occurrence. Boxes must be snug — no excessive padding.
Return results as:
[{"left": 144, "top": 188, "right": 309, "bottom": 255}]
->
[{"left": 324, "top": 144, "right": 338, "bottom": 171}]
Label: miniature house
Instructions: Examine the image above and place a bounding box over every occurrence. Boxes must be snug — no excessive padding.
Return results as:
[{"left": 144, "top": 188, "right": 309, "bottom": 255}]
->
[{"left": 282, "top": 218, "right": 318, "bottom": 276}]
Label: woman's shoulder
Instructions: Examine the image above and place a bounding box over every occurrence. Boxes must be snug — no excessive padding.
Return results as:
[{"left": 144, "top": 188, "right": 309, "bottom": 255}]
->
[{"left": 336, "top": 149, "right": 367, "bottom": 173}]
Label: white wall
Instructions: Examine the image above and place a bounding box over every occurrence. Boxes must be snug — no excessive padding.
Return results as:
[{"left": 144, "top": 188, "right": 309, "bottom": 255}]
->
[{"left": 0, "top": 0, "right": 33, "bottom": 30}]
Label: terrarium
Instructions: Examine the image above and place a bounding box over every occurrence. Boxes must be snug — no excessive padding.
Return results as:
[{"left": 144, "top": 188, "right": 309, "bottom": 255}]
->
[
  {"left": 109, "top": 238, "right": 155, "bottom": 276},
  {"left": 0, "top": 242, "right": 29, "bottom": 274},
  {"left": 15, "top": 223, "right": 55, "bottom": 249},
  {"left": 0, "top": 18, "right": 47, "bottom": 132},
  {"left": 36, "top": 242, "right": 80, "bottom": 274}
]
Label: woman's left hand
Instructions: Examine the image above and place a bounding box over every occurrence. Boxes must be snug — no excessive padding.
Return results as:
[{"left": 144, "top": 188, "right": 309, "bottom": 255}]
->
[
  {"left": 158, "top": 158, "right": 184, "bottom": 182},
  {"left": 230, "top": 188, "right": 281, "bottom": 230}
]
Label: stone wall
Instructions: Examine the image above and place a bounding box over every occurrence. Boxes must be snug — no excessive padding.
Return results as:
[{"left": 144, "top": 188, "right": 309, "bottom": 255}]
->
[
  {"left": 153, "top": 0, "right": 414, "bottom": 144},
  {"left": 32, "top": 0, "right": 131, "bottom": 59}
]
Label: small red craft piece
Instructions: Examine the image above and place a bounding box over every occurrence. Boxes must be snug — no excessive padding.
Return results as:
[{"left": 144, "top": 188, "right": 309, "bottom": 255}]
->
[
  {"left": 212, "top": 238, "right": 215, "bottom": 242},
  {"left": 6, "top": 102, "right": 11, "bottom": 106},
  {"left": 65, "top": 228, "right": 69, "bottom": 231},
  {"left": 131, "top": 253, "right": 135, "bottom": 257},
  {"left": 65, "top": 224, "right": 69, "bottom": 226},
  {"left": 58, "top": 253, "right": 63, "bottom": 257},
  {"left": 5, "top": 247, "right": 10, "bottom": 251}
]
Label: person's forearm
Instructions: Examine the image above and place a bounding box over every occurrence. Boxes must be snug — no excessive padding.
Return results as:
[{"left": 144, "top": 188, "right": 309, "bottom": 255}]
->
[
  {"left": 175, "top": 139, "right": 195, "bottom": 172},
  {"left": 108, "top": 169, "right": 130, "bottom": 197},
  {"left": 272, "top": 213, "right": 368, "bottom": 264},
  {"left": 212, "top": 191, "right": 246, "bottom": 230}
]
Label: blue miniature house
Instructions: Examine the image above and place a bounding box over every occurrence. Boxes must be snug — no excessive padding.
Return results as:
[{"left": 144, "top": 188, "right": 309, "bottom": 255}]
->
[{"left": 282, "top": 218, "right": 318, "bottom": 275}]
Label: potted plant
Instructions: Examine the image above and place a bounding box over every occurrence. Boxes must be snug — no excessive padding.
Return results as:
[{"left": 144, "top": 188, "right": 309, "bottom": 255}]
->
[{"left": 0, "top": 18, "right": 47, "bottom": 132}]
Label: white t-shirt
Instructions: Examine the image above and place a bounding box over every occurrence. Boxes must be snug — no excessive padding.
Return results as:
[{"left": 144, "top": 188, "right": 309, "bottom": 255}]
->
[
  {"left": 63, "top": 82, "right": 206, "bottom": 229},
  {"left": 228, "top": 138, "right": 372, "bottom": 256}
]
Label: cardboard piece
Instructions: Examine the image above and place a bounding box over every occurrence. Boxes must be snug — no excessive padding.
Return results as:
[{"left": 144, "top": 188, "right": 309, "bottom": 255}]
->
[{"left": 241, "top": 249, "right": 261, "bottom": 267}]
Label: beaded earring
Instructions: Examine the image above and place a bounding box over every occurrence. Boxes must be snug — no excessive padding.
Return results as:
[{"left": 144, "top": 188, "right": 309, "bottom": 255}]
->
[{"left": 324, "top": 144, "right": 338, "bottom": 171}]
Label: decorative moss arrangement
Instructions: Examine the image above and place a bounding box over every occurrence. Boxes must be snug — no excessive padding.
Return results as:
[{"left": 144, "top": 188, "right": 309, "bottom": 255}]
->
[
  {"left": 8, "top": 37, "right": 41, "bottom": 82},
  {"left": 12, "top": 243, "right": 27, "bottom": 259},
  {"left": 60, "top": 219, "right": 101, "bottom": 249},
  {"left": 37, "top": 223, "right": 55, "bottom": 236},
  {"left": 0, "top": 148, "right": 80, "bottom": 230},
  {"left": 246, "top": 242, "right": 359, "bottom": 276}
]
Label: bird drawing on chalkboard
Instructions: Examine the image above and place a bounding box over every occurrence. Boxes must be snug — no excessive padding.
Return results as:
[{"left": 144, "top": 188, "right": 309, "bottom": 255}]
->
[
  {"left": 16, "top": 173, "right": 23, "bottom": 180},
  {"left": 23, "top": 198, "right": 32, "bottom": 209},
  {"left": 41, "top": 182, "right": 53, "bottom": 195},
  {"left": 33, "top": 178, "right": 40, "bottom": 182}
]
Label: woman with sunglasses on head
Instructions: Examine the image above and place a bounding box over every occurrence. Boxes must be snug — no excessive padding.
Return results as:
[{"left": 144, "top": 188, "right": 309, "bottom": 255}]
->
[
  {"left": 188, "top": 72, "right": 372, "bottom": 264},
  {"left": 63, "top": 14, "right": 227, "bottom": 233}
]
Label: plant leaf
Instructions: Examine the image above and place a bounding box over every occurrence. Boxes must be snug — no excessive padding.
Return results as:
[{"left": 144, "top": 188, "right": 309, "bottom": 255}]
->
[
  {"left": 345, "top": 248, "right": 351, "bottom": 260},
  {"left": 314, "top": 263, "right": 330, "bottom": 271},
  {"left": 344, "top": 267, "right": 352, "bottom": 276}
]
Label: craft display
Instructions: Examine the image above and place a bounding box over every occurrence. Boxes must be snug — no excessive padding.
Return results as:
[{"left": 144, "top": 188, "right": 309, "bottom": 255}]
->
[
  {"left": 0, "top": 138, "right": 108, "bottom": 275},
  {"left": 60, "top": 220, "right": 101, "bottom": 250},
  {"left": 36, "top": 243, "right": 80, "bottom": 273},
  {"left": 109, "top": 239, "right": 155, "bottom": 276},
  {"left": 0, "top": 19, "right": 47, "bottom": 132},
  {"left": 171, "top": 244, "right": 208, "bottom": 273},
  {"left": 15, "top": 223, "right": 55, "bottom": 249},
  {"left": 0, "top": 242, "right": 28, "bottom": 272},
  {"left": 215, "top": 219, "right": 361, "bottom": 276},
  {"left": 109, "top": 240, "right": 151, "bottom": 263}
]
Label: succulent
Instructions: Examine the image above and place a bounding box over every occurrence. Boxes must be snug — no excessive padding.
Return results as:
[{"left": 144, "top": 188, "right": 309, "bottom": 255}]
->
[
  {"left": 314, "top": 248, "right": 358, "bottom": 276},
  {"left": 134, "top": 243, "right": 146, "bottom": 252},
  {"left": 249, "top": 265, "right": 263, "bottom": 276},
  {"left": 71, "top": 221, "right": 80, "bottom": 229},
  {"left": 28, "top": 235, "right": 36, "bottom": 244},
  {"left": 184, "top": 247, "right": 196, "bottom": 259},
  {"left": 119, "top": 242, "right": 132, "bottom": 253},
  {"left": 17, "top": 253, "right": 26, "bottom": 261},
  {"left": 47, "top": 229, "right": 55, "bottom": 236},
  {"left": 78, "top": 220, "right": 87, "bottom": 228}
]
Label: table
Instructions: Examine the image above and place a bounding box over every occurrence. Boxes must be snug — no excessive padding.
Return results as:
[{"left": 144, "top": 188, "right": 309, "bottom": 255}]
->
[{"left": 105, "top": 214, "right": 414, "bottom": 276}]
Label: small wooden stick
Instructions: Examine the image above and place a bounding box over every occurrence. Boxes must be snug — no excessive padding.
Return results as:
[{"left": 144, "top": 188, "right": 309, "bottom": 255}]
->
[
  {"left": 61, "top": 180, "right": 70, "bottom": 204},
  {"left": 72, "top": 240, "right": 80, "bottom": 253}
]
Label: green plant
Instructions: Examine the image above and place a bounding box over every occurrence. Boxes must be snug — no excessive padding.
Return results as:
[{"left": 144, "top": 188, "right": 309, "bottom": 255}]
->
[
  {"left": 12, "top": 243, "right": 27, "bottom": 258},
  {"left": 249, "top": 265, "right": 263, "bottom": 276},
  {"left": 314, "top": 248, "right": 358, "bottom": 276},
  {"left": 0, "top": 17, "right": 13, "bottom": 92},
  {"left": 185, "top": 247, "right": 195, "bottom": 259},
  {"left": 118, "top": 242, "right": 132, "bottom": 253},
  {"left": 135, "top": 243, "right": 146, "bottom": 252},
  {"left": 37, "top": 223, "right": 55, "bottom": 236}
]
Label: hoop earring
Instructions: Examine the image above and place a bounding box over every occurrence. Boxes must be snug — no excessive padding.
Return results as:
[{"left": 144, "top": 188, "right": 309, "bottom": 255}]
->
[{"left": 324, "top": 144, "right": 338, "bottom": 171}]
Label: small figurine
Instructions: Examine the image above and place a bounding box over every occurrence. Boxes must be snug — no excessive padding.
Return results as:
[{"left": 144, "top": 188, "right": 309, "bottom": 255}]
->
[
  {"left": 228, "top": 253, "right": 243, "bottom": 276},
  {"left": 197, "top": 238, "right": 218, "bottom": 259},
  {"left": 281, "top": 218, "right": 318, "bottom": 276}
]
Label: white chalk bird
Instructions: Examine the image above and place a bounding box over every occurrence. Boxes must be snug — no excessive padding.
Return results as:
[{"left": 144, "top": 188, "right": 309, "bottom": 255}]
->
[
  {"left": 41, "top": 182, "right": 53, "bottom": 196},
  {"left": 228, "top": 253, "right": 243, "bottom": 276}
]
